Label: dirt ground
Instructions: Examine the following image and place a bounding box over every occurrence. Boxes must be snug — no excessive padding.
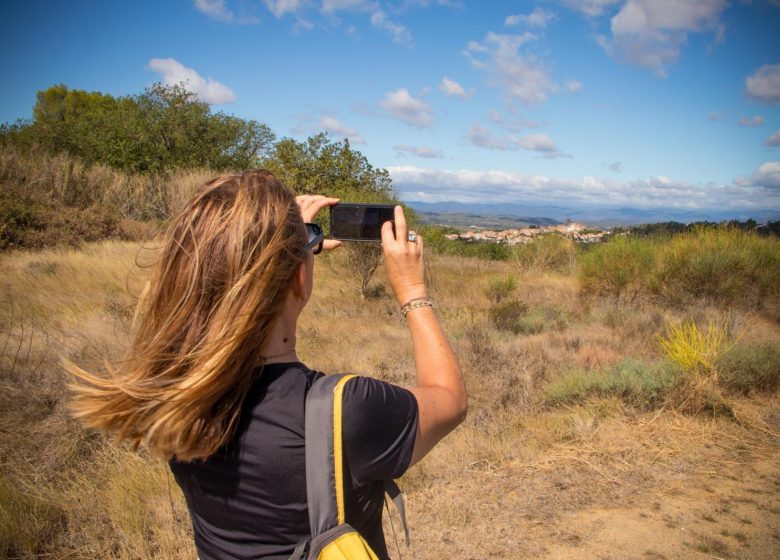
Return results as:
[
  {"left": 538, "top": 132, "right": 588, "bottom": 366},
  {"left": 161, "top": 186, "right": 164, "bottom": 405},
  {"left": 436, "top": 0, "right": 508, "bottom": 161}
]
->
[{"left": 400, "top": 396, "right": 780, "bottom": 560}]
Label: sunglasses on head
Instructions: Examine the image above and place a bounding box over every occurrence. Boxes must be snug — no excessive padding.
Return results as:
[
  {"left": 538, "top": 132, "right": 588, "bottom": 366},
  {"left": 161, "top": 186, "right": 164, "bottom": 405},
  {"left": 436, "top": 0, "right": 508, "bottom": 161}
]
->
[{"left": 304, "top": 223, "right": 324, "bottom": 255}]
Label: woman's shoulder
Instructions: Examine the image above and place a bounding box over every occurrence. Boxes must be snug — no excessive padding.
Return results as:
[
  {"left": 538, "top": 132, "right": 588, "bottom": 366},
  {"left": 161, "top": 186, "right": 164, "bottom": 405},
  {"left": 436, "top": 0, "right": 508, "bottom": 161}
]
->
[{"left": 339, "top": 375, "right": 419, "bottom": 482}]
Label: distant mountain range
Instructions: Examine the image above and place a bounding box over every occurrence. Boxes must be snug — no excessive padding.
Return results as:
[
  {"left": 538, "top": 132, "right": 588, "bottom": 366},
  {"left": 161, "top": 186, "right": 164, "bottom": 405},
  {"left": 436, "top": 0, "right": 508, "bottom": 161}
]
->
[{"left": 405, "top": 200, "right": 780, "bottom": 228}]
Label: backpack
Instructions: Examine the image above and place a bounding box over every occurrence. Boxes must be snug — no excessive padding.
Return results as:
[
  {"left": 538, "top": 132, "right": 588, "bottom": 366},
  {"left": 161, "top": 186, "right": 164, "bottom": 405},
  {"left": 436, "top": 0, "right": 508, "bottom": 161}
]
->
[{"left": 289, "top": 374, "right": 409, "bottom": 560}]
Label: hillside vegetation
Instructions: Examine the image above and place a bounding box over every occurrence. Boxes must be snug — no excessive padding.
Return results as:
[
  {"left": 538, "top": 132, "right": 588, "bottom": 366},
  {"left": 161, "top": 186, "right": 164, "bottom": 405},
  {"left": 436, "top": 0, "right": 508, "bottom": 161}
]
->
[
  {"left": 1, "top": 233, "right": 779, "bottom": 558},
  {"left": 2, "top": 83, "right": 779, "bottom": 559}
]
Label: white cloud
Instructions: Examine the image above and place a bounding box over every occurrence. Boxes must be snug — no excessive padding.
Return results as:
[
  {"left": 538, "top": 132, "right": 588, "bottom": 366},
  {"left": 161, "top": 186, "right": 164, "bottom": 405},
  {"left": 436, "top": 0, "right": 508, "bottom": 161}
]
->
[
  {"left": 320, "top": 1, "right": 412, "bottom": 44},
  {"left": 380, "top": 88, "right": 435, "bottom": 127},
  {"left": 292, "top": 113, "right": 365, "bottom": 144},
  {"left": 439, "top": 77, "right": 473, "bottom": 99},
  {"left": 745, "top": 63, "right": 780, "bottom": 104},
  {"left": 194, "top": 0, "right": 233, "bottom": 21},
  {"left": 516, "top": 133, "right": 557, "bottom": 153},
  {"left": 147, "top": 58, "right": 236, "bottom": 104},
  {"left": 319, "top": 116, "right": 365, "bottom": 143},
  {"left": 370, "top": 8, "right": 413, "bottom": 45},
  {"left": 465, "top": 31, "right": 561, "bottom": 106},
  {"left": 393, "top": 144, "right": 444, "bottom": 158},
  {"left": 564, "top": 79, "right": 583, "bottom": 93},
  {"left": 402, "top": 0, "right": 462, "bottom": 7},
  {"left": 466, "top": 123, "right": 565, "bottom": 158},
  {"left": 193, "top": 0, "right": 258, "bottom": 23},
  {"left": 738, "top": 162, "right": 780, "bottom": 190},
  {"left": 766, "top": 130, "right": 780, "bottom": 148},
  {"left": 387, "top": 164, "right": 780, "bottom": 209},
  {"left": 559, "top": 0, "right": 621, "bottom": 17},
  {"left": 505, "top": 8, "right": 556, "bottom": 28},
  {"left": 322, "top": 0, "right": 368, "bottom": 12},
  {"left": 739, "top": 115, "right": 764, "bottom": 127},
  {"left": 264, "top": 0, "right": 305, "bottom": 18},
  {"left": 467, "top": 123, "right": 508, "bottom": 150},
  {"left": 597, "top": 0, "right": 727, "bottom": 78}
]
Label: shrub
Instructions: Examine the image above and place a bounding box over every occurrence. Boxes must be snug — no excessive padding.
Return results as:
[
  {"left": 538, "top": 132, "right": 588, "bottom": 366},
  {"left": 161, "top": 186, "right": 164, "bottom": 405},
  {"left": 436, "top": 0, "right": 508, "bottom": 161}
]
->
[
  {"left": 490, "top": 300, "right": 566, "bottom": 335},
  {"left": 333, "top": 242, "right": 383, "bottom": 300},
  {"left": 577, "top": 234, "right": 657, "bottom": 300},
  {"left": 652, "top": 226, "right": 780, "bottom": 310},
  {"left": 418, "top": 226, "right": 512, "bottom": 261},
  {"left": 485, "top": 274, "right": 517, "bottom": 303},
  {"left": 657, "top": 319, "right": 733, "bottom": 377},
  {"left": 0, "top": 181, "right": 124, "bottom": 250},
  {"left": 718, "top": 342, "right": 780, "bottom": 394},
  {"left": 543, "top": 359, "right": 681, "bottom": 410},
  {"left": 490, "top": 300, "right": 530, "bottom": 333},
  {"left": 578, "top": 227, "right": 780, "bottom": 317},
  {"left": 657, "top": 318, "right": 735, "bottom": 416},
  {"left": 514, "top": 233, "right": 576, "bottom": 274}
]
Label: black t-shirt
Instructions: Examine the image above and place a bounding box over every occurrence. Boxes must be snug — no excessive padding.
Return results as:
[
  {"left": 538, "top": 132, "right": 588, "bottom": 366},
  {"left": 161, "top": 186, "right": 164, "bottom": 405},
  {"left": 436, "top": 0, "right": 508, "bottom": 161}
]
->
[{"left": 169, "top": 362, "right": 419, "bottom": 560}]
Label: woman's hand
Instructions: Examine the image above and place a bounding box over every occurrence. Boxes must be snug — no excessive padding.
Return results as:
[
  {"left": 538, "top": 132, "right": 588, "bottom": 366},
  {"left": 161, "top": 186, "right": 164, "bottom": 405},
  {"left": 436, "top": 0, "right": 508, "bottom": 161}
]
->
[
  {"left": 380, "top": 205, "right": 427, "bottom": 305},
  {"left": 295, "top": 195, "right": 343, "bottom": 252}
]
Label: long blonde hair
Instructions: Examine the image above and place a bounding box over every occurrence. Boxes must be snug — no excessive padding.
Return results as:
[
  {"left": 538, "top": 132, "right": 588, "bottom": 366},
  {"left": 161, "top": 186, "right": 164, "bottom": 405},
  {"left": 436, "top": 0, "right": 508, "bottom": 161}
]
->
[{"left": 67, "top": 169, "right": 307, "bottom": 461}]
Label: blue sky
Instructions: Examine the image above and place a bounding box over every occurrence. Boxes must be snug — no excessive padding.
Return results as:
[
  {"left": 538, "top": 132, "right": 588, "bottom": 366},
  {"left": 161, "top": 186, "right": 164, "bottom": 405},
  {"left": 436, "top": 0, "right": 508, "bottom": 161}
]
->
[{"left": 2, "top": 0, "right": 780, "bottom": 212}]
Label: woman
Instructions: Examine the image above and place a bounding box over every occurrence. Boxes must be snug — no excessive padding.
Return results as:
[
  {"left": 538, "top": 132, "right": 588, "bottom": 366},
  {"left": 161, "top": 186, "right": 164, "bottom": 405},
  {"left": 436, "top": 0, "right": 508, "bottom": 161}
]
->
[{"left": 68, "top": 169, "right": 467, "bottom": 559}]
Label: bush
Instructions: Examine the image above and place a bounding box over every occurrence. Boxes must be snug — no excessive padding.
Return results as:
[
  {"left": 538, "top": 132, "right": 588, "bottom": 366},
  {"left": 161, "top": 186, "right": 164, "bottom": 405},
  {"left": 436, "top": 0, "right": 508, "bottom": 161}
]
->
[
  {"left": 543, "top": 359, "right": 681, "bottom": 410},
  {"left": 418, "top": 226, "right": 513, "bottom": 261},
  {"left": 718, "top": 342, "right": 780, "bottom": 394},
  {"left": 657, "top": 318, "right": 734, "bottom": 416},
  {"left": 485, "top": 274, "right": 517, "bottom": 303},
  {"left": 514, "top": 233, "right": 576, "bottom": 274},
  {"left": 653, "top": 226, "right": 780, "bottom": 310},
  {"left": 578, "top": 234, "right": 657, "bottom": 299},
  {"left": 578, "top": 228, "right": 780, "bottom": 317},
  {"left": 0, "top": 181, "right": 125, "bottom": 250},
  {"left": 657, "top": 319, "right": 732, "bottom": 377},
  {"left": 490, "top": 300, "right": 566, "bottom": 335}
]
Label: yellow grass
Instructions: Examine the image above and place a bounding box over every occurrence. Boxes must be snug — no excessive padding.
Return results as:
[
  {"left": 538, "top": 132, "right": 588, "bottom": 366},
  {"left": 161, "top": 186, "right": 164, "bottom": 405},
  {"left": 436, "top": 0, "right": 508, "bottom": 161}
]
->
[{"left": 1, "top": 241, "right": 779, "bottom": 559}]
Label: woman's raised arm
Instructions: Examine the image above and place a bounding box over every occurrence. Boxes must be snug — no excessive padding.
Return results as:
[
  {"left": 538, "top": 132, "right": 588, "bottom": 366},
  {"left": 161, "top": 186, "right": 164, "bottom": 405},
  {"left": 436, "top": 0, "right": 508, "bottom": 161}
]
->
[{"left": 381, "top": 206, "right": 467, "bottom": 466}]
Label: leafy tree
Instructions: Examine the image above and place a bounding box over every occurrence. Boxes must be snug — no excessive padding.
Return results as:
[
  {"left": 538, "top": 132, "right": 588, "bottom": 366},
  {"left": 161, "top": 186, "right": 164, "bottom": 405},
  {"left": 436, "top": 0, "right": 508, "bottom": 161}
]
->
[
  {"left": 262, "top": 134, "right": 398, "bottom": 298},
  {"left": 1, "top": 83, "right": 276, "bottom": 173},
  {"left": 264, "top": 133, "right": 395, "bottom": 206}
]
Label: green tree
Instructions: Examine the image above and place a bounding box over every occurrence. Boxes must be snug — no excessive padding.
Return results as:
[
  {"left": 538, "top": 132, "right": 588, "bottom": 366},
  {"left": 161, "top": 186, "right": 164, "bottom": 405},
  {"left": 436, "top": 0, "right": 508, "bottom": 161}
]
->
[
  {"left": 264, "top": 133, "right": 395, "bottom": 205},
  {"left": 263, "top": 134, "right": 398, "bottom": 299},
  {"left": 3, "top": 82, "right": 276, "bottom": 173}
]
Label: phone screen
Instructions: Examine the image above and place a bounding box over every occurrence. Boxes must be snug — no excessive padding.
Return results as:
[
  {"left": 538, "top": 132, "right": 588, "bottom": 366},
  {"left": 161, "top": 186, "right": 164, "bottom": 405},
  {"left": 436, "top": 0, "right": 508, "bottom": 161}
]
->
[{"left": 330, "top": 204, "right": 395, "bottom": 241}]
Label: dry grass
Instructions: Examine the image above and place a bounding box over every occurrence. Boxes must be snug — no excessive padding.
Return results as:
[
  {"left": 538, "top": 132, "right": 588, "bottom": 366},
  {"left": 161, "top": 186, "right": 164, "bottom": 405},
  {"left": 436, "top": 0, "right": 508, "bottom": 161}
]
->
[
  {"left": 1, "top": 242, "right": 779, "bottom": 559},
  {"left": 0, "top": 145, "right": 214, "bottom": 250}
]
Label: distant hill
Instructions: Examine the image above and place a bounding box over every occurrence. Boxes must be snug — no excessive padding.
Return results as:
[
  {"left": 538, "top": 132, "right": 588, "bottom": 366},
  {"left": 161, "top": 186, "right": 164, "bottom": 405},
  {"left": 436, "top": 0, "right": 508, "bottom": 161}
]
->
[{"left": 406, "top": 200, "right": 780, "bottom": 228}]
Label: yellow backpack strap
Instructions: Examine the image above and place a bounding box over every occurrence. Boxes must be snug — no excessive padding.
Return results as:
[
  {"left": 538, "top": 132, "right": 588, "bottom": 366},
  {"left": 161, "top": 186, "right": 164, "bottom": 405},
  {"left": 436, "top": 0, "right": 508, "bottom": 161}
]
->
[
  {"left": 331, "top": 374, "right": 356, "bottom": 524},
  {"left": 304, "top": 373, "right": 357, "bottom": 536}
]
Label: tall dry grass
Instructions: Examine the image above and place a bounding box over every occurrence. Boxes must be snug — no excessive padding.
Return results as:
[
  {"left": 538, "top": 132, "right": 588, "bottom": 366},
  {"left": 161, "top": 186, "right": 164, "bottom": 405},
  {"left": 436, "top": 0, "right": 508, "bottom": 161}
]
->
[
  {"left": 579, "top": 227, "right": 780, "bottom": 318},
  {"left": 0, "top": 145, "right": 214, "bottom": 250},
  {"left": 1, "top": 236, "right": 779, "bottom": 558}
]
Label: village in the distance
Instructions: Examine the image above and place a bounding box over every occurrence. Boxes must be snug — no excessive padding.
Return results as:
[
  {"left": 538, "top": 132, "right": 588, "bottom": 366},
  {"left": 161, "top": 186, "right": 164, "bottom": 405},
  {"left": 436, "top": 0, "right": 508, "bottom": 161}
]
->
[{"left": 445, "top": 222, "right": 608, "bottom": 245}]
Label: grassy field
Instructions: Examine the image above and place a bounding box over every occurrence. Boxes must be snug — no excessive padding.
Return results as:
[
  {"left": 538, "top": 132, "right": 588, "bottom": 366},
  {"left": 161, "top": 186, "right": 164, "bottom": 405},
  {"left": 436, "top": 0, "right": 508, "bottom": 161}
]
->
[{"left": 1, "top": 230, "right": 779, "bottom": 559}]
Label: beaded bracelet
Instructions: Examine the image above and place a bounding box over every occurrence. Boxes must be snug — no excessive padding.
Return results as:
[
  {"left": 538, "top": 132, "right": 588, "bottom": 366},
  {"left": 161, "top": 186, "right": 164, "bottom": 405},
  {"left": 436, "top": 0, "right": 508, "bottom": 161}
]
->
[{"left": 400, "top": 297, "right": 433, "bottom": 317}]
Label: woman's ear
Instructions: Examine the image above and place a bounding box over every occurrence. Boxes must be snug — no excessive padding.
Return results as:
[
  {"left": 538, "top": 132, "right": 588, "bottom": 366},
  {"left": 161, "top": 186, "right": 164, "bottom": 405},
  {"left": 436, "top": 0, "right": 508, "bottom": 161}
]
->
[{"left": 292, "top": 262, "right": 308, "bottom": 301}]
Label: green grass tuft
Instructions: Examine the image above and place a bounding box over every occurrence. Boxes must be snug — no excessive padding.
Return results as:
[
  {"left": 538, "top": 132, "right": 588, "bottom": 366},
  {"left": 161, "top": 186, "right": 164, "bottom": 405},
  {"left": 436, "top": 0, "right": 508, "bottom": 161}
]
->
[
  {"left": 718, "top": 342, "right": 780, "bottom": 394},
  {"left": 543, "top": 359, "right": 682, "bottom": 410}
]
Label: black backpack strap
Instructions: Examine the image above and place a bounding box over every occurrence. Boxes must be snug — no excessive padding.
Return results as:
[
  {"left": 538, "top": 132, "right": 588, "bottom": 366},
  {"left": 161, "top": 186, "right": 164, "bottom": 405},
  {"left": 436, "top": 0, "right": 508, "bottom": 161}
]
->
[
  {"left": 383, "top": 479, "right": 410, "bottom": 546},
  {"left": 304, "top": 373, "right": 356, "bottom": 537},
  {"left": 288, "top": 540, "right": 308, "bottom": 560}
]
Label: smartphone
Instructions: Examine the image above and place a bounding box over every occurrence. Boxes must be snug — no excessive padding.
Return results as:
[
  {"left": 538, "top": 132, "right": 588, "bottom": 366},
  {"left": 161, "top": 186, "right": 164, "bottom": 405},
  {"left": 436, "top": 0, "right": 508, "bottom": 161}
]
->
[{"left": 330, "top": 203, "right": 395, "bottom": 241}]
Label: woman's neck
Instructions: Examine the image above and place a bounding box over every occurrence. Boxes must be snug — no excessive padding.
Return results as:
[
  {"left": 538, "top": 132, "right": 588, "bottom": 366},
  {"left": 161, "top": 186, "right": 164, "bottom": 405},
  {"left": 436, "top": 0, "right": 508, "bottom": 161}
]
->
[{"left": 260, "top": 301, "right": 300, "bottom": 365}]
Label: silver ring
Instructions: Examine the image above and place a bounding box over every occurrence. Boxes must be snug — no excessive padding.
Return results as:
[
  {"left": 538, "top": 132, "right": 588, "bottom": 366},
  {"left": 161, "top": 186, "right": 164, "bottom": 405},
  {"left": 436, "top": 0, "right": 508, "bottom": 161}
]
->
[{"left": 407, "top": 232, "right": 417, "bottom": 242}]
